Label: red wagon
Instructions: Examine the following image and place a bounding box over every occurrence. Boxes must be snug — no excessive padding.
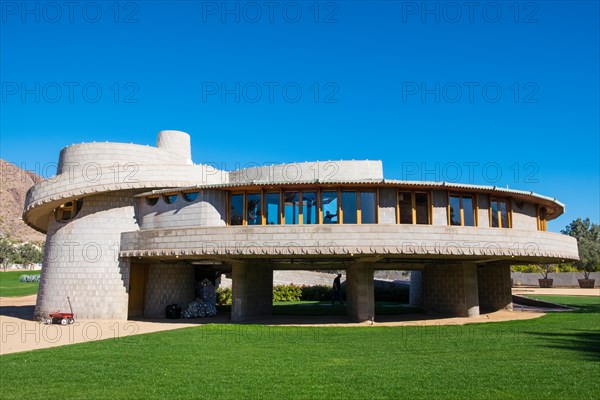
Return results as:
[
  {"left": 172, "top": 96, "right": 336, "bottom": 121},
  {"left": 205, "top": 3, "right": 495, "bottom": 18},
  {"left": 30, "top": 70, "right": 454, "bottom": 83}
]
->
[{"left": 45, "top": 297, "right": 75, "bottom": 325}]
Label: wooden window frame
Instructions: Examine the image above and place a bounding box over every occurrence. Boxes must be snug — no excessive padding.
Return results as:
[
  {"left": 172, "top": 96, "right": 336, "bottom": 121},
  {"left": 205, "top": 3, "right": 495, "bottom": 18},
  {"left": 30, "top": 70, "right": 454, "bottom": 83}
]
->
[
  {"left": 447, "top": 193, "right": 478, "bottom": 227},
  {"left": 489, "top": 197, "right": 512, "bottom": 228},
  {"left": 397, "top": 190, "right": 431, "bottom": 225}
]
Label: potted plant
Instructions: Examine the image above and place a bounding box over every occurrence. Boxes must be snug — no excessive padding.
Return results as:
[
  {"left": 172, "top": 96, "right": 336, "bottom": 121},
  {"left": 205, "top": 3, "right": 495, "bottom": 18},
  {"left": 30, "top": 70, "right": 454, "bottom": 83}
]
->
[
  {"left": 538, "top": 264, "right": 555, "bottom": 288},
  {"left": 575, "top": 238, "right": 599, "bottom": 288}
]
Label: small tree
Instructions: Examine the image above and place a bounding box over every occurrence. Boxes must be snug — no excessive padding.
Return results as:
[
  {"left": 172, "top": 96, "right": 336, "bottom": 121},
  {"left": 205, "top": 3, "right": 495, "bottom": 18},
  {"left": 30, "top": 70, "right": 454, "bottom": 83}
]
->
[
  {"left": 18, "top": 243, "right": 43, "bottom": 266},
  {"left": 562, "top": 218, "right": 600, "bottom": 279},
  {"left": 0, "top": 236, "right": 19, "bottom": 269}
]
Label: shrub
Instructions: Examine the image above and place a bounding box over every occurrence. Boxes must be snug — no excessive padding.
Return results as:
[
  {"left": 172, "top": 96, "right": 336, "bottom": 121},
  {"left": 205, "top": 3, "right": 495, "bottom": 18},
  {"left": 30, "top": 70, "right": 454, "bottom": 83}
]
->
[
  {"left": 301, "top": 285, "right": 332, "bottom": 301},
  {"left": 216, "top": 287, "right": 232, "bottom": 305},
  {"left": 273, "top": 284, "right": 302, "bottom": 302},
  {"left": 19, "top": 274, "right": 40, "bottom": 283}
]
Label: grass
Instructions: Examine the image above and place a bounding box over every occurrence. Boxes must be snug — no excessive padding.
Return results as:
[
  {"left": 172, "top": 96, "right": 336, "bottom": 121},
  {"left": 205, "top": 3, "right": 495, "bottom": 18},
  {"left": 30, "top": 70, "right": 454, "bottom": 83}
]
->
[
  {"left": 0, "top": 270, "right": 40, "bottom": 297},
  {"left": 1, "top": 296, "right": 599, "bottom": 399}
]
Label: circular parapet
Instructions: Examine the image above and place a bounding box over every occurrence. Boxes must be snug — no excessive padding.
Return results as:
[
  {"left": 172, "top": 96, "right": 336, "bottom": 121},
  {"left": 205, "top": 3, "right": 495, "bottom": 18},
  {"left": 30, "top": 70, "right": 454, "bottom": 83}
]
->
[
  {"left": 156, "top": 130, "right": 192, "bottom": 165},
  {"left": 119, "top": 225, "right": 579, "bottom": 263}
]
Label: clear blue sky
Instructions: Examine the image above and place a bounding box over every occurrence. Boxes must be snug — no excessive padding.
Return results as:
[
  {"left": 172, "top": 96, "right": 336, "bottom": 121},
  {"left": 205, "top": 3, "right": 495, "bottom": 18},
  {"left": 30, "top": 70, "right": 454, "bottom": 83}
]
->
[{"left": 1, "top": 0, "right": 598, "bottom": 232}]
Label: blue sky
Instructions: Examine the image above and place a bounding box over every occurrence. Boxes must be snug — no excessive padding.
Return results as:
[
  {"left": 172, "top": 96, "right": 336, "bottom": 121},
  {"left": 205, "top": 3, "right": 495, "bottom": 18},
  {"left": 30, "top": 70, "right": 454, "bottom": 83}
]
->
[{"left": 1, "top": 0, "right": 598, "bottom": 232}]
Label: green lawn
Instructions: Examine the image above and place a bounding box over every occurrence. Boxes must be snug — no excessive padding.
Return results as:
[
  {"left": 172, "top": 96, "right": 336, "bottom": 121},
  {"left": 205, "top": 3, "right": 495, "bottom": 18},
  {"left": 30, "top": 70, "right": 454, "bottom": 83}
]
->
[
  {"left": 1, "top": 296, "right": 598, "bottom": 399},
  {"left": 0, "top": 271, "right": 40, "bottom": 297}
]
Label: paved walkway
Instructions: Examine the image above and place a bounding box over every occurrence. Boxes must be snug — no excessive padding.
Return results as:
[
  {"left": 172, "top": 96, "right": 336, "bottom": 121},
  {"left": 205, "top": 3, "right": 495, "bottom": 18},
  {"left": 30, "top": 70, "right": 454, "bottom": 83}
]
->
[
  {"left": 512, "top": 287, "right": 600, "bottom": 297},
  {"left": 3, "top": 287, "right": 598, "bottom": 355}
]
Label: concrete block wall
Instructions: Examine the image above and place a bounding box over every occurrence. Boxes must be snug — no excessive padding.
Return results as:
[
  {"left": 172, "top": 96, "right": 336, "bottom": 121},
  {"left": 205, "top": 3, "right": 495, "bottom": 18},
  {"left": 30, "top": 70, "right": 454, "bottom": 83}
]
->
[
  {"left": 120, "top": 224, "right": 580, "bottom": 261},
  {"left": 511, "top": 200, "right": 538, "bottom": 231},
  {"left": 422, "top": 264, "right": 479, "bottom": 317},
  {"left": 228, "top": 160, "right": 383, "bottom": 184},
  {"left": 477, "top": 194, "right": 490, "bottom": 228},
  {"left": 144, "top": 262, "right": 195, "bottom": 318},
  {"left": 138, "top": 190, "right": 226, "bottom": 230},
  {"left": 511, "top": 272, "right": 599, "bottom": 287},
  {"left": 35, "top": 190, "right": 138, "bottom": 320},
  {"left": 409, "top": 270, "right": 423, "bottom": 306},
  {"left": 231, "top": 263, "right": 273, "bottom": 321},
  {"left": 478, "top": 264, "right": 512, "bottom": 312},
  {"left": 346, "top": 263, "right": 374, "bottom": 322}
]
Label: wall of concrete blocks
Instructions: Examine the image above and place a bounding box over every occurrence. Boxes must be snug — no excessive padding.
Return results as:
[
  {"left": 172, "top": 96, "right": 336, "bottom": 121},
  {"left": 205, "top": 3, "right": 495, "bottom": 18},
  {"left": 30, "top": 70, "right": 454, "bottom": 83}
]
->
[
  {"left": 231, "top": 263, "right": 273, "bottom": 321},
  {"left": 138, "top": 190, "right": 227, "bottom": 230},
  {"left": 144, "top": 262, "right": 195, "bottom": 318},
  {"left": 477, "top": 264, "right": 513, "bottom": 313},
  {"left": 422, "top": 264, "right": 479, "bottom": 317},
  {"left": 35, "top": 190, "right": 138, "bottom": 320}
]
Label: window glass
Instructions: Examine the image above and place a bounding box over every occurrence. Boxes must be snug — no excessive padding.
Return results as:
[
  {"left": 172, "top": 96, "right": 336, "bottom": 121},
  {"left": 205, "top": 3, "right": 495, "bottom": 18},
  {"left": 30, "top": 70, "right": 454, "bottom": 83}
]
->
[
  {"left": 54, "top": 200, "right": 82, "bottom": 222},
  {"left": 146, "top": 196, "right": 159, "bottom": 206},
  {"left": 321, "top": 191, "right": 338, "bottom": 224},
  {"left": 399, "top": 192, "right": 412, "bottom": 224},
  {"left": 246, "top": 193, "right": 262, "bottom": 225},
  {"left": 230, "top": 194, "right": 244, "bottom": 225},
  {"left": 491, "top": 199, "right": 499, "bottom": 227},
  {"left": 463, "top": 196, "right": 475, "bottom": 226},
  {"left": 183, "top": 192, "right": 199, "bottom": 202},
  {"left": 163, "top": 194, "right": 178, "bottom": 204},
  {"left": 360, "top": 192, "right": 376, "bottom": 224},
  {"left": 265, "top": 193, "right": 280, "bottom": 225},
  {"left": 414, "top": 193, "right": 429, "bottom": 225},
  {"left": 284, "top": 192, "right": 300, "bottom": 224},
  {"left": 499, "top": 200, "right": 509, "bottom": 228},
  {"left": 449, "top": 195, "right": 461, "bottom": 226},
  {"left": 342, "top": 191, "right": 357, "bottom": 224},
  {"left": 303, "top": 192, "right": 318, "bottom": 224}
]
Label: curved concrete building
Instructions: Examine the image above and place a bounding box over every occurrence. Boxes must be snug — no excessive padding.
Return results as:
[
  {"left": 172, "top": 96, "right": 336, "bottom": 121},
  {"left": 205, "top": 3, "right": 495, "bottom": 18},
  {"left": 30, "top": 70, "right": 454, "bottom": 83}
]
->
[{"left": 24, "top": 130, "right": 579, "bottom": 322}]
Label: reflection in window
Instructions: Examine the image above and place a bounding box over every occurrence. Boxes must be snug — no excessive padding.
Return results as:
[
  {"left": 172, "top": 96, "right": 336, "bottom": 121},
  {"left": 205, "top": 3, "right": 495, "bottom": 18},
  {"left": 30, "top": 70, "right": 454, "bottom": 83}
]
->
[
  {"left": 500, "top": 201, "right": 509, "bottom": 228},
  {"left": 491, "top": 200, "right": 499, "bottom": 227},
  {"left": 415, "top": 193, "right": 429, "bottom": 224},
  {"left": 163, "top": 194, "right": 178, "bottom": 204},
  {"left": 230, "top": 194, "right": 244, "bottom": 225},
  {"left": 491, "top": 199, "right": 510, "bottom": 228},
  {"left": 183, "top": 192, "right": 199, "bottom": 202},
  {"left": 449, "top": 195, "right": 462, "bottom": 226},
  {"left": 265, "top": 193, "right": 280, "bottom": 225},
  {"left": 321, "top": 191, "right": 338, "bottom": 224},
  {"left": 284, "top": 192, "right": 300, "bottom": 224},
  {"left": 246, "top": 193, "right": 262, "bottom": 225},
  {"left": 146, "top": 196, "right": 159, "bottom": 206},
  {"left": 342, "top": 191, "right": 357, "bottom": 224},
  {"left": 415, "top": 193, "right": 429, "bottom": 225},
  {"left": 360, "top": 192, "right": 376, "bottom": 224},
  {"left": 463, "top": 196, "right": 475, "bottom": 226},
  {"left": 303, "top": 192, "right": 318, "bottom": 224},
  {"left": 399, "top": 192, "right": 412, "bottom": 224},
  {"left": 449, "top": 194, "right": 475, "bottom": 226}
]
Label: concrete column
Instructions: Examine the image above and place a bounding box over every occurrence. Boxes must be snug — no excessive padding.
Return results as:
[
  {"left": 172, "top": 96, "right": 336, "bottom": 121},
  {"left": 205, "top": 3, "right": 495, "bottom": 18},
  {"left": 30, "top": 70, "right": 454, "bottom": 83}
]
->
[
  {"left": 464, "top": 264, "right": 480, "bottom": 317},
  {"left": 144, "top": 262, "right": 195, "bottom": 318},
  {"left": 423, "top": 263, "right": 480, "bottom": 318},
  {"left": 346, "top": 263, "right": 374, "bottom": 322},
  {"left": 231, "top": 262, "right": 273, "bottom": 322},
  {"left": 409, "top": 270, "right": 423, "bottom": 307},
  {"left": 478, "top": 263, "right": 513, "bottom": 313}
]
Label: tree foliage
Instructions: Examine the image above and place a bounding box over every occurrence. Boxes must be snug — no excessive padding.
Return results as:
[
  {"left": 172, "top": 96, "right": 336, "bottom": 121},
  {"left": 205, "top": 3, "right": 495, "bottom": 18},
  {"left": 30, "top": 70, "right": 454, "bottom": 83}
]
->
[
  {"left": 0, "top": 236, "right": 43, "bottom": 267},
  {"left": 561, "top": 218, "right": 600, "bottom": 278}
]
